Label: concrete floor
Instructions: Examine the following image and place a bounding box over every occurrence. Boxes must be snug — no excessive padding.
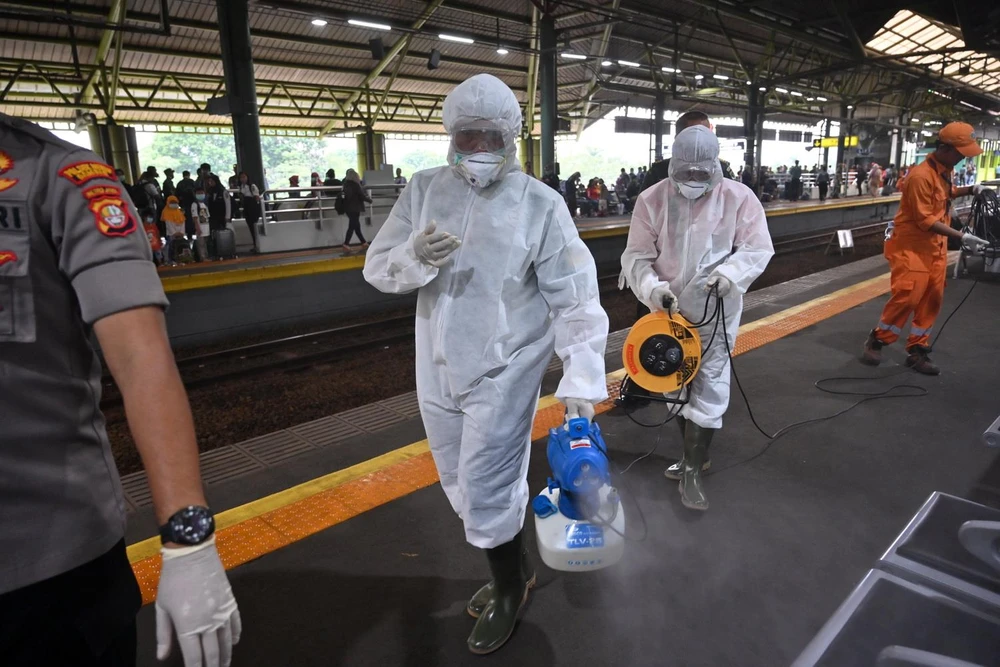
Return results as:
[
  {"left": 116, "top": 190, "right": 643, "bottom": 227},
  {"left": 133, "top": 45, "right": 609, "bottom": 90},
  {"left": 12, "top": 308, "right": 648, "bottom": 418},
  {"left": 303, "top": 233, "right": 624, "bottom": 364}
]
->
[{"left": 136, "top": 276, "right": 1000, "bottom": 667}]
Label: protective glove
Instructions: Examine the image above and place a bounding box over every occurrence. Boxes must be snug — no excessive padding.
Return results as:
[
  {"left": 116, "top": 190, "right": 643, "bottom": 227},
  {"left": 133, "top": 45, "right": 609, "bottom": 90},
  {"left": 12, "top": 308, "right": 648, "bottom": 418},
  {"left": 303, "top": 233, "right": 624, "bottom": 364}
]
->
[
  {"left": 705, "top": 275, "right": 733, "bottom": 297},
  {"left": 413, "top": 220, "right": 461, "bottom": 267},
  {"left": 564, "top": 398, "right": 595, "bottom": 423},
  {"left": 972, "top": 184, "right": 985, "bottom": 196},
  {"left": 962, "top": 233, "right": 989, "bottom": 250},
  {"left": 650, "top": 284, "right": 679, "bottom": 315},
  {"left": 156, "top": 536, "right": 241, "bottom": 667}
]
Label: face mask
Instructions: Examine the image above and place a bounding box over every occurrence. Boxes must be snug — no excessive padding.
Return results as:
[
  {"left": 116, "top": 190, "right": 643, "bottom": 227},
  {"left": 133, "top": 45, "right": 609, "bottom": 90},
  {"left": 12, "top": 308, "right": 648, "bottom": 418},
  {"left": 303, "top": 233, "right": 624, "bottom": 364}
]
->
[
  {"left": 676, "top": 181, "right": 710, "bottom": 200},
  {"left": 195, "top": 194, "right": 206, "bottom": 202},
  {"left": 454, "top": 153, "right": 506, "bottom": 189}
]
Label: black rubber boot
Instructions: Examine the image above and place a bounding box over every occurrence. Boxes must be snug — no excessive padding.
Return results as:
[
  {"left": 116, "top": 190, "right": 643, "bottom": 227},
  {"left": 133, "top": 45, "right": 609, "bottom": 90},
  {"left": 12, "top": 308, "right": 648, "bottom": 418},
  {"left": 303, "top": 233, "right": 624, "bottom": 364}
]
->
[
  {"left": 664, "top": 416, "right": 712, "bottom": 480},
  {"left": 467, "top": 531, "right": 532, "bottom": 655},
  {"left": 679, "top": 423, "right": 715, "bottom": 511},
  {"left": 467, "top": 547, "right": 535, "bottom": 619}
]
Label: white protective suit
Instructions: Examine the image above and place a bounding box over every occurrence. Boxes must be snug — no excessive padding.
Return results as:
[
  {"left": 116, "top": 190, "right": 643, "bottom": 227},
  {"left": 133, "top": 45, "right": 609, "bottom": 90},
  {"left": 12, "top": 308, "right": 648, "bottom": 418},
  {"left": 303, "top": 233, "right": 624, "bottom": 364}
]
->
[
  {"left": 363, "top": 73, "right": 609, "bottom": 549},
  {"left": 620, "top": 125, "right": 774, "bottom": 429}
]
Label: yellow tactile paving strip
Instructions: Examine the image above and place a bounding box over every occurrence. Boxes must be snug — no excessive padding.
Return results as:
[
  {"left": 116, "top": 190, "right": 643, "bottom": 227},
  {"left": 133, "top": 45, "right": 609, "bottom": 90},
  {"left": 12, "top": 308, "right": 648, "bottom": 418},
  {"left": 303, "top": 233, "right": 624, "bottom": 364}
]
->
[
  {"left": 161, "top": 197, "right": 898, "bottom": 293},
  {"left": 129, "top": 270, "right": 893, "bottom": 604}
]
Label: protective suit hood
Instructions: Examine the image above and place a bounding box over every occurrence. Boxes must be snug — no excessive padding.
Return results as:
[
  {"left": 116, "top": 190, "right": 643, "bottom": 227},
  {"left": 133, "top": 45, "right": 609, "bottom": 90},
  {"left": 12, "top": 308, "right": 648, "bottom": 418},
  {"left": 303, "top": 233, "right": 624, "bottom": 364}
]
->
[
  {"left": 442, "top": 74, "right": 522, "bottom": 188},
  {"left": 668, "top": 125, "right": 723, "bottom": 198}
]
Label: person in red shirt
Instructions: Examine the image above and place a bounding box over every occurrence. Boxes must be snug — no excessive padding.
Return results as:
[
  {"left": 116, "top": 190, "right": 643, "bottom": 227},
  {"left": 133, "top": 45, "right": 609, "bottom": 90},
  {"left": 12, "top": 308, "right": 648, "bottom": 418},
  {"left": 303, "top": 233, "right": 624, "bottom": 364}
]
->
[{"left": 861, "top": 122, "right": 988, "bottom": 374}]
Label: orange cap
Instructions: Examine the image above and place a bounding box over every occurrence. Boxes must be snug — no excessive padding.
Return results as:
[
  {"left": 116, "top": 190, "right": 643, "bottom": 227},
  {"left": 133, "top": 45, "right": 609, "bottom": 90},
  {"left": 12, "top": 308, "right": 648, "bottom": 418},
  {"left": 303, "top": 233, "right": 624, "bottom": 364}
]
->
[{"left": 938, "top": 122, "right": 983, "bottom": 158}]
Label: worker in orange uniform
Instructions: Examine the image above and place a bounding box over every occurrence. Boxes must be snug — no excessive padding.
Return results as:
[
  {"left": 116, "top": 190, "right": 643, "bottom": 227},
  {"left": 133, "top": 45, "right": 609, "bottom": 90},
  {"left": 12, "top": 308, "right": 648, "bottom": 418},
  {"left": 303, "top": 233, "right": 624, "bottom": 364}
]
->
[{"left": 862, "top": 122, "right": 988, "bottom": 374}]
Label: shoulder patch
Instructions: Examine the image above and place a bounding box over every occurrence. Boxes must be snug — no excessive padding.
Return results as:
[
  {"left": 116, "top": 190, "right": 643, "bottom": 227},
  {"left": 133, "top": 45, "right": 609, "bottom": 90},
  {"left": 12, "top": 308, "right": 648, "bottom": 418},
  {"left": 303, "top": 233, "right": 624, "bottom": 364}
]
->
[
  {"left": 0, "top": 250, "right": 17, "bottom": 267},
  {"left": 0, "top": 150, "right": 17, "bottom": 192},
  {"left": 59, "top": 161, "right": 117, "bottom": 187},
  {"left": 88, "top": 195, "right": 137, "bottom": 237}
]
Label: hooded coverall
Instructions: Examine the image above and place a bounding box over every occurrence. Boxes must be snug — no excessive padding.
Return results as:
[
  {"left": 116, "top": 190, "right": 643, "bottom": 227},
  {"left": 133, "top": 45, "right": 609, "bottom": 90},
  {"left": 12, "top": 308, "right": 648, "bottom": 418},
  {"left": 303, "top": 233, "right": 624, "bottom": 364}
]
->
[{"left": 873, "top": 154, "right": 954, "bottom": 351}]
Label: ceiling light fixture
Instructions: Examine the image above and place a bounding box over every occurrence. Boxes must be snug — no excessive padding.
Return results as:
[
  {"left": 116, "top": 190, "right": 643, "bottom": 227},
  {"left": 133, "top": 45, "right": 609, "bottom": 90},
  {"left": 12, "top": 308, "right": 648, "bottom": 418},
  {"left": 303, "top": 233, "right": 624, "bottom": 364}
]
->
[
  {"left": 816, "top": 96, "right": 828, "bottom": 101},
  {"left": 790, "top": 91, "right": 803, "bottom": 97},
  {"left": 618, "top": 59, "right": 641, "bottom": 67},
  {"left": 758, "top": 86, "right": 767, "bottom": 92},
  {"left": 348, "top": 19, "right": 391, "bottom": 30},
  {"left": 602, "top": 60, "right": 613, "bottom": 67},
  {"left": 775, "top": 87, "right": 788, "bottom": 93},
  {"left": 960, "top": 100, "right": 983, "bottom": 111},
  {"left": 496, "top": 47, "right": 508, "bottom": 55},
  {"left": 561, "top": 52, "right": 587, "bottom": 60},
  {"left": 439, "top": 34, "right": 474, "bottom": 44},
  {"left": 662, "top": 67, "right": 677, "bottom": 73},
  {"left": 713, "top": 74, "right": 729, "bottom": 80},
  {"left": 847, "top": 104, "right": 854, "bottom": 109},
  {"left": 746, "top": 80, "right": 752, "bottom": 85},
  {"left": 311, "top": 18, "right": 328, "bottom": 26},
  {"left": 694, "top": 74, "right": 704, "bottom": 80}
]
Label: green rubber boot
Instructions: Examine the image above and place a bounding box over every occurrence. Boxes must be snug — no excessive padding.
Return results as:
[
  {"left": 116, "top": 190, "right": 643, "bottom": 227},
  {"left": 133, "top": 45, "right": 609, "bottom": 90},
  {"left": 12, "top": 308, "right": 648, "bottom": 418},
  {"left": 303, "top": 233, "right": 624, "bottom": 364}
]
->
[
  {"left": 679, "top": 422, "right": 715, "bottom": 511},
  {"left": 467, "top": 530, "right": 532, "bottom": 655},
  {"left": 467, "top": 547, "right": 535, "bottom": 618},
  {"left": 664, "top": 416, "right": 712, "bottom": 480}
]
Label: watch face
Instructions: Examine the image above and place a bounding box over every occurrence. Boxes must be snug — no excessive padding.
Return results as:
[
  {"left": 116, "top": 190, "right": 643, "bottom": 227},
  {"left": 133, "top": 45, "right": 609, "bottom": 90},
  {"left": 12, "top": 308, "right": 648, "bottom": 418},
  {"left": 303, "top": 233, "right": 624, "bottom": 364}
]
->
[{"left": 168, "top": 506, "right": 215, "bottom": 545}]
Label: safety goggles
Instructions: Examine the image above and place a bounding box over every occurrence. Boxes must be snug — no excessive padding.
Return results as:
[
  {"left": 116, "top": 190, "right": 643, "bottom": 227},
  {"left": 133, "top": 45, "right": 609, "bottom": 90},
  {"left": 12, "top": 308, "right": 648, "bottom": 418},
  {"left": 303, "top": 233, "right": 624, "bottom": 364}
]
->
[
  {"left": 671, "top": 166, "right": 714, "bottom": 183},
  {"left": 453, "top": 128, "right": 507, "bottom": 154}
]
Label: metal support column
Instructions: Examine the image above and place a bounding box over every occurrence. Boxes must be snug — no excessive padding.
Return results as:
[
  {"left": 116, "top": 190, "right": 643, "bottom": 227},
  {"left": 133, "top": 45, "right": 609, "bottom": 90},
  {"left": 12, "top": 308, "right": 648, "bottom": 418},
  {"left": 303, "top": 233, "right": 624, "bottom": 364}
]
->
[
  {"left": 822, "top": 119, "right": 831, "bottom": 170},
  {"left": 539, "top": 12, "right": 557, "bottom": 175},
  {"left": 653, "top": 93, "right": 665, "bottom": 161},
  {"left": 745, "top": 87, "right": 759, "bottom": 189},
  {"left": 836, "top": 102, "right": 848, "bottom": 196},
  {"left": 107, "top": 121, "right": 132, "bottom": 182},
  {"left": 356, "top": 131, "right": 386, "bottom": 174},
  {"left": 216, "top": 0, "right": 264, "bottom": 196},
  {"left": 894, "top": 111, "right": 908, "bottom": 167}
]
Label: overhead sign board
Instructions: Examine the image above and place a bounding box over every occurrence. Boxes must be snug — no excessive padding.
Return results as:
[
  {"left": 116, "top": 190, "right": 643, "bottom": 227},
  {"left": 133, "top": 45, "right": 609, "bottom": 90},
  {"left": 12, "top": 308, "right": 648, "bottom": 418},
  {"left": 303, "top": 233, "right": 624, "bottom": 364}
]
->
[{"left": 813, "top": 136, "right": 859, "bottom": 148}]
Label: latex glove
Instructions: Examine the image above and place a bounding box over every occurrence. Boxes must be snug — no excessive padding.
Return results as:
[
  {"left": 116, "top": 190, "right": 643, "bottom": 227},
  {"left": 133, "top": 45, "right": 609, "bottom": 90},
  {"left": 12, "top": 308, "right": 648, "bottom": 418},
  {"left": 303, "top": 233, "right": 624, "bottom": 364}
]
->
[
  {"left": 413, "top": 220, "right": 461, "bottom": 267},
  {"left": 962, "top": 233, "right": 988, "bottom": 250},
  {"left": 972, "top": 184, "right": 985, "bottom": 196},
  {"left": 156, "top": 537, "right": 241, "bottom": 667},
  {"left": 705, "top": 275, "right": 733, "bottom": 297},
  {"left": 650, "top": 284, "right": 679, "bottom": 315},
  {"left": 564, "top": 398, "right": 595, "bottom": 422}
]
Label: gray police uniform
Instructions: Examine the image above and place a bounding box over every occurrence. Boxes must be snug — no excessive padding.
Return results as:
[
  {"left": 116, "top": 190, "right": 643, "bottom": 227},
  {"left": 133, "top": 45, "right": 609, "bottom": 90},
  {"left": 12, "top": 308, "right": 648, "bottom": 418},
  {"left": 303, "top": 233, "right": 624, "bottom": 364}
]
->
[{"left": 0, "top": 113, "right": 169, "bottom": 596}]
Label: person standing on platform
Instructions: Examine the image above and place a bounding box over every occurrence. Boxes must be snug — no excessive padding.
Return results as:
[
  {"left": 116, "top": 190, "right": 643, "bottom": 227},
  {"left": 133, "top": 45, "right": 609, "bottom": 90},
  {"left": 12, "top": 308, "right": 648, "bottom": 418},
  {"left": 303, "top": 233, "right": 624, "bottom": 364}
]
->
[
  {"left": 0, "top": 113, "right": 240, "bottom": 667},
  {"left": 176, "top": 169, "right": 197, "bottom": 236},
  {"left": 363, "top": 73, "right": 608, "bottom": 655},
  {"left": 161, "top": 167, "right": 176, "bottom": 198},
  {"left": 323, "top": 168, "right": 341, "bottom": 188},
  {"left": 204, "top": 175, "right": 231, "bottom": 234},
  {"left": 394, "top": 167, "right": 407, "bottom": 187},
  {"left": 862, "top": 123, "right": 988, "bottom": 374},
  {"left": 341, "top": 168, "right": 371, "bottom": 252},
  {"left": 620, "top": 125, "right": 774, "bottom": 511},
  {"left": 788, "top": 160, "right": 802, "bottom": 200},
  {"left": 817, "top": 165, "right": 830, "bottom": 201},
  {"left": 235, "top": 171, "right": 261, "bottom": 251}
]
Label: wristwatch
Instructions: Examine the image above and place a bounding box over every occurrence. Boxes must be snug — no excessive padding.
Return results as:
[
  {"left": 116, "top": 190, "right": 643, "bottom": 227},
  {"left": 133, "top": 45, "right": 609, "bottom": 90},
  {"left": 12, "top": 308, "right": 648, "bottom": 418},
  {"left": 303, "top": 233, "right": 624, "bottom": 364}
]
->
[{"left": 158, "top": 505, "right": 216, "bottom": 546}]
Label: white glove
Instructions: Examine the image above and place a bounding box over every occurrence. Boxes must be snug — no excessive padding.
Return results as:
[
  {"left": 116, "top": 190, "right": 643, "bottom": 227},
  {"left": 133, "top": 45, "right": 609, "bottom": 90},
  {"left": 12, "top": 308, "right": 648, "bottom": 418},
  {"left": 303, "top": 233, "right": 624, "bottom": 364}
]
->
[
  {"left": 650, "top": 284, "right": 679, "bottom": 315},
  {"left": 564, "top": 398, "right": 595, "bottom": 422},
  {"left": 705, "top": 275, "right": 733, "bottom": 297},
  {"left": 156, "top": 536, "right": 241, "bottom": 667},
  {"left": 962, "top": 233, "right": 988, "bottom": 250},
  {"left": 413, "top": 220, "right": 461, "bottom": 267},
  {"left": 972, "top": 184, "right": 985, "bottom": 196}
]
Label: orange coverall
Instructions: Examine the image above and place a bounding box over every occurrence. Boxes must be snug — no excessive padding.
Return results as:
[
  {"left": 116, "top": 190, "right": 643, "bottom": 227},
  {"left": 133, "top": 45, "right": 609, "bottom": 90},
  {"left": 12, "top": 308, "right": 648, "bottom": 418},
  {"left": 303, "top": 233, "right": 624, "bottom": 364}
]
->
[{"left": 873, "top": 155, "right": 954, "bottom": 351}]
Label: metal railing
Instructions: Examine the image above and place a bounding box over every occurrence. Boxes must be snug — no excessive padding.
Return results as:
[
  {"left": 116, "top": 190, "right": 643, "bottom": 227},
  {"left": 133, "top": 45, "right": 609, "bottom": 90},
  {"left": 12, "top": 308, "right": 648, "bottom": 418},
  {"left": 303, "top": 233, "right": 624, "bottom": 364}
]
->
[{"left": 229, "top": 183, "right": 403, "bottom": 235}]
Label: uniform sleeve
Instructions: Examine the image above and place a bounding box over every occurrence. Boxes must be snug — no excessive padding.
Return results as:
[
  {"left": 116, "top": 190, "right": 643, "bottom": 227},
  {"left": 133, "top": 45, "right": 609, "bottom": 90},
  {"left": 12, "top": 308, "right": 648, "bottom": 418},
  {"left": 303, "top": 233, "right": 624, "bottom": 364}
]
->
[
  {"left": 48, "top": 151, "right": 168, "bottom": 325},
  {"left": 904, "top": 171, "right": 940, "bottom": 231},
  {"left": 535, "top": 199, "right": 609, "bottom": 403},
  {"left": 711, "top": 193, "right": 774, "bottom": 295},
  {"left": 362, "top": 178, "right": 438, "bottom": 294},
  {"left": 619, "top": 194, "right": 668, "bottom": 310}
]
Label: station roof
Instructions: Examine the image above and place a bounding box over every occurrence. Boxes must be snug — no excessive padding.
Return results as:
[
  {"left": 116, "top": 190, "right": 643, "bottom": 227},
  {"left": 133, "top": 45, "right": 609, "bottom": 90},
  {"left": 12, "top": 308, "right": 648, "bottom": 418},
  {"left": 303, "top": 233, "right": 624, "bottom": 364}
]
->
[{"left": 0, "top": 0, "right": 997, "bottom": 137}]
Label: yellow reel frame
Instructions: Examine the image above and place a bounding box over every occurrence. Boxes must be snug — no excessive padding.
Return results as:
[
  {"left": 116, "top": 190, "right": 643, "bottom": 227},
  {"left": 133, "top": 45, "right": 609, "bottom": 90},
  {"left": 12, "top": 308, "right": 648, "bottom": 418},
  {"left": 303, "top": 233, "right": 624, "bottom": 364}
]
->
[{"left": 622, "top": 312, "right": 702, "bottom": 395}]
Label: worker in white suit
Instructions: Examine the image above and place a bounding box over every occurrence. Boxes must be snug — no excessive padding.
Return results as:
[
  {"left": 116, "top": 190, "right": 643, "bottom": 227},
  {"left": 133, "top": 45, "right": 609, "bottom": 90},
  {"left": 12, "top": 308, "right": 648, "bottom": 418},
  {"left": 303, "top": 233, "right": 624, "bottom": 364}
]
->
[
  {"left": 620, "top": 125, "right": 773, "bottom": 511},
  {"left": 363, "top": 73, "right": 609, "bottom": 655}
]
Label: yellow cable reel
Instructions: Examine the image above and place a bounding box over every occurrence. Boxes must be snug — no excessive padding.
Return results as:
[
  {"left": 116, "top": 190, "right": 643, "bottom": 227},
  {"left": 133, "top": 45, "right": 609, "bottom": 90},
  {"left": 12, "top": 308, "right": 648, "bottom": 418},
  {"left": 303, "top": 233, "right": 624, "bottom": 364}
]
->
[{"left": 622, "top": 312, "right": 702, "bottom": 394}]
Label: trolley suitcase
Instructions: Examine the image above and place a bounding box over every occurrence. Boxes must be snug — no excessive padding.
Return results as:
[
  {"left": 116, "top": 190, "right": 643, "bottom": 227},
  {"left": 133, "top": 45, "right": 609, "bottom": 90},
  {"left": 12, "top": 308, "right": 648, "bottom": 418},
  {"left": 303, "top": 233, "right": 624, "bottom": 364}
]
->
[{"left": 212, "top": 228, "right": 237, "bottom": 259}]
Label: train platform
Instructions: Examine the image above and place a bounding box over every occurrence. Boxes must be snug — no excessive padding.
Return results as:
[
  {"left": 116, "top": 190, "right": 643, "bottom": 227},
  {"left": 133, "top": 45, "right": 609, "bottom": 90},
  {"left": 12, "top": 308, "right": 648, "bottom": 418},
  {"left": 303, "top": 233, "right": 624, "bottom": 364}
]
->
[{"left": 123, "top": 252, "right": 999, "bottom": 666}]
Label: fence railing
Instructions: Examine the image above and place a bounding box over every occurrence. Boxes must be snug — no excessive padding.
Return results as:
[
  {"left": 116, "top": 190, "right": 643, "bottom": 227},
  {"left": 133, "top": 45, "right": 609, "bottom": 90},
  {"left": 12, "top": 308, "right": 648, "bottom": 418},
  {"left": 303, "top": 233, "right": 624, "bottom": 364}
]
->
[{"left": 233, "top": 183, "right": 403, "bottom": 235}]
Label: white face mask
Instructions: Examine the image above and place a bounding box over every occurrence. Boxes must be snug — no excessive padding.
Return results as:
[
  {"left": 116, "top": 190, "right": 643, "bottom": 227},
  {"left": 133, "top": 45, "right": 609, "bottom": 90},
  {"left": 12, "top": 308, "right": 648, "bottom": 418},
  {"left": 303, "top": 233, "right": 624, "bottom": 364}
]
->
[
  {"left": 455, "top": 153, "right": 506, "bottom": 189},
  {"left": 676, "top": 181, "right": 710, "bottom": 200}
]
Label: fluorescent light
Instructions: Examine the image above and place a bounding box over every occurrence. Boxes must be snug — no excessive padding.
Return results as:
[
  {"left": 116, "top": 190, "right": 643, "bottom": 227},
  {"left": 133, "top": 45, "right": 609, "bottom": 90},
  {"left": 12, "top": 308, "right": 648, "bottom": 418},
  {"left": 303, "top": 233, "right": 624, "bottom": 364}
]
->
[
  {"left": 496, "top": 47, "right": 508, "bottom": 55},
  {"left": 816, "top": 96, "right": 828, "bottom": 101},
  {"left": 847, "top": 105, "right": 854, "bottom": 109},
  {"left": 662, "top": 67, "right": 677, "bottom": 73},
  {"left": 602, "top": 60, "right": 613, "bottom": 67},
  {"left": 921, "top": 130, "right": 933, "bottom": 136},
  {"left": 960, "top": 100, "right": 982, "bottom": 111},
  {"left": 790, "top": 91, "right": 803, "bottom": 97},
  {"left": 694, "top": 74, "right": 704, "bottom": 80},
  {"left": 806, "top": 97, "right": 814, "bottom": 101},
  {"left": 758, "top": 86, "right": 767, "bottom": 92},
  {"left": 311, "top": 18, "right": 328, "bottom": 26},
  {"left": 746, "top": 80, "right": 752, "bottom": 85},
  {"left": 439, "top": 34, "right": 474, "bottom": 44},
  {"left": 713, "top": 74, "right": 729, "bottom": 80},
  {"left": 561, "top": 52, "right": 587, "bottom": 60},
  {"left": 775, "top": 87, "right": 788, "bottom": 93},
  {"left": 618, "top": 59, "right": 641, "bottom": 67},
  {"left": 348, "top": 19, "right": 391, "bottom": 30}
]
